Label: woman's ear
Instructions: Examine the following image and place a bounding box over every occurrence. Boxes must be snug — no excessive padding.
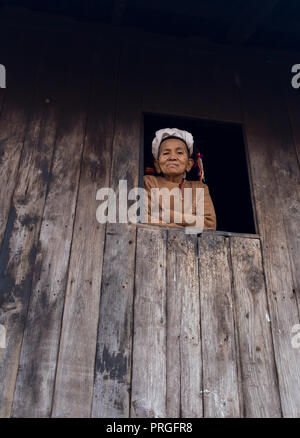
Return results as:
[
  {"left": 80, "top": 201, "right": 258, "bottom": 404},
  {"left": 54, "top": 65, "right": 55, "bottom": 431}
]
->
[
  {"left": 186, "top": 158, "right": 194, "bottom": 172},
  {"left": 154, "top": 159, "right": 161, "bottom": 174}
]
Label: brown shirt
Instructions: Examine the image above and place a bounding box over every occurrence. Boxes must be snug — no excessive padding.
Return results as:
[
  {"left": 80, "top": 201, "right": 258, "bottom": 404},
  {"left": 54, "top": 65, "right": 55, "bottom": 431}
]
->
[{"left": 143, "top": 175, "right": 217, "bottom": 230}]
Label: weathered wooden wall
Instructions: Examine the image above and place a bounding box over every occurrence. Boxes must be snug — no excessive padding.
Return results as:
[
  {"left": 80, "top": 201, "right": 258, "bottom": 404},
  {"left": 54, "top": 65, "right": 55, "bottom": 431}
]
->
[{"left": 0, "top": 17, "right": 299, "bottom": 418}]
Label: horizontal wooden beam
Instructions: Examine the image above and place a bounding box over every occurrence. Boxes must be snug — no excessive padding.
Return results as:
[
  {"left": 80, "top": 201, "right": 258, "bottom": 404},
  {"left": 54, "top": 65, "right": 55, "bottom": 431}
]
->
[{"left": 136, "top": 223, "right": 260, "bottom": 239}]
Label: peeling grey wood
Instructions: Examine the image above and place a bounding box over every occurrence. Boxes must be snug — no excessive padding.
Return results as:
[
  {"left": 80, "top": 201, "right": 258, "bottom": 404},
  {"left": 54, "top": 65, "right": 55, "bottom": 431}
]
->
[
  {"left": 0, "top": 29, "right": 44, "bottom": 245},
  {"left": 0, "top": 29, "right": 34, "bottom": 248},
  {"left": 166, "top": 231, "right": 202, "bottom": 418},
  {"left": 281, "top": 63, "right": 300, "bottom": 316},
  {"left": 240, "top": 60, "right": 300, "bottom": 417},
  {"left": 51, "top": 37, "right": 120, "bottom": 418},
  {"left": 0, "top": 30, "right": 48, "bottom": 418},
  {"left": 11, "top": 33, "right": 67, "bottom": 417},
  {"left": 92, "top": 224, "right": 137, "bottom": 418},
  {"left": 131, "top": 227, "right": 167, "bottom": 418},
  {"left": 264, "top": 63, "right": 300, "bottom": 323},
  {"left": 92, "top": 41, "right": 143, "bottom": 418},
  {"left": 10, "top": 33, "right": 94, "bottom": 418},
  {"left": 165, "top": 231, "right": 181, "bottom": 418},
  {"left": 198, "top": 233, "right": 241, "bottom": 418},
  {"left": 284, "top": 72, "right": 300, "bottom": 161},
  {"left": 230, "top": 236, "right": 282, "bottom": 417}
]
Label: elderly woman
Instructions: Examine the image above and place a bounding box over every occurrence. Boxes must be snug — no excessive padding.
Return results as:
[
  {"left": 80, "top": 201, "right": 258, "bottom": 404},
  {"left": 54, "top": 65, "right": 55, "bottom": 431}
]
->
[{"left": 144, "top": 128, "right": 217, "bottom": 231}]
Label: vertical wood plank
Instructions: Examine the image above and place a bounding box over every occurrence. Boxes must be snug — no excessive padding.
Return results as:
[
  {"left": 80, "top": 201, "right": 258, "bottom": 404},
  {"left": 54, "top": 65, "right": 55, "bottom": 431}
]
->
[
  {"left": 92, "top": 223, "right": 137, "bottom": 418},
  {"left": 166, "top": 230, "right": 202, "bottom": 418},
  {"left": 0, "top": 30, "right": 44, "bottom": 247},
  {"left": 239, "top": 60, "right": 300, "bottom": 417},
  {"left": 284, "top": 62, "right": 300, "bottom": 162},
  {"left": 131, "top": 227, "right": 167, "bottom": 418},
  {"left": 281, "top": 62, "right": 300, "bottom": 311},
  {"left": 0, "top": 29, "right": 48, "bottom": 418},
  {"left": 199, "top": 233, "right": 241, "bottom": 418},
  {"left": 230, "top": 236, "right": 282, "bottom": 417},
  {"left": 10, "top": 33, "right": 68, "bottom": 414},
  {"left": 11, "top": 33, "right": 94, "bottom": 417},
  {"left": 268, "top": 64, "right": 300, "bottom": 321},
  {"left": 165, "top": 230, "right": 181, "bottom": 418},
  {"left": 51, "top": 36, "right": 121, "bottom": 418},
  {"left": 91, "top": 41, "right": 142, "bottom": 418}
]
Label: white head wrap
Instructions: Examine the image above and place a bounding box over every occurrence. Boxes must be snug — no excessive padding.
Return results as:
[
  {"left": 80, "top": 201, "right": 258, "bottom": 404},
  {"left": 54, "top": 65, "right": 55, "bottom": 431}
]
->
[{"left": 152, "top": 128, "right": 194, "bottom": 160}]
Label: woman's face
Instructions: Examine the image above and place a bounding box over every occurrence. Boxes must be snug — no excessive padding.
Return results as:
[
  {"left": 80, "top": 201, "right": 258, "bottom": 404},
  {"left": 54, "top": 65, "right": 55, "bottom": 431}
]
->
[{"left": 155, "top": 138, "right": 194, "bottom": 176}]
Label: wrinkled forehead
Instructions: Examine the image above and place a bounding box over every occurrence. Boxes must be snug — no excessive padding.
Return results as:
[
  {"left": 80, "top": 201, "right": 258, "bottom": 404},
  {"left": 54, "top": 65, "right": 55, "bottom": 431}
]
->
[{"left": 159, "top": 137, "right": 189, "bottom": 154}]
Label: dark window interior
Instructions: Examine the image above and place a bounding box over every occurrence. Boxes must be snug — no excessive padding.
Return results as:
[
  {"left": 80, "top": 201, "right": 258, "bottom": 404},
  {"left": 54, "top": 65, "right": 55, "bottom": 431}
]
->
[{"left": 142, "top": 112, "right": 256, "bottom": 234}]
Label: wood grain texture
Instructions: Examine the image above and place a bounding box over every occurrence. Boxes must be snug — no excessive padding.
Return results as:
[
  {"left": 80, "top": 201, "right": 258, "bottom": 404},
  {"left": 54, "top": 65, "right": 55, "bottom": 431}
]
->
[
  {"left": 166, "top": 230, "right": 202, "bottom": 418},
  {"left": 280, "top": 62, "right": 300, "bottom": 314},
  {"left": 0, "top": 29, "right": 48, "bottom": 418},
  {"left": 92, "top": 41, "right": 143, "bottom": 418},
  {"left": 266, "top": 63, "right": 300, "bottom": 323},
  {"left": 230, "top": 236, "right": 282, "bottom": 417},
  {"left": 198, "top": 233, "right": 241, "bottom": 418},
  {"left": 10, "top": 33, "right": 94, "bottom": 417},
  {"left": 131, "top": 227, "right": 167, "bottom": 418},
  {"left": 51, "top": 36, "right": 120, "bottom": 418},
  {"left": 239, "top": 60, "right": 300, "bottom": 417},
  {"left": 0, "top": 29, "right": 44, "bottom": 246},
  {"left": 0, "top": 24, "right": 298, "bottom": 419},
  {"left": 285, "top": 75, "right": 300, "bottom": 161},
  {"left": 92, "top": 223, "right": 137, "bottom": 418},
  {"left": 10, "top": 32, "right": 68, "bottom": 417}
]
